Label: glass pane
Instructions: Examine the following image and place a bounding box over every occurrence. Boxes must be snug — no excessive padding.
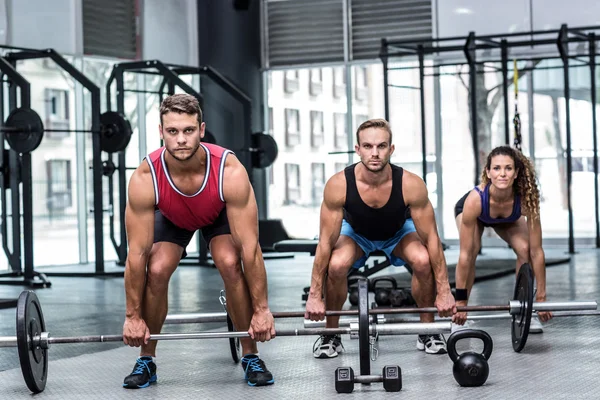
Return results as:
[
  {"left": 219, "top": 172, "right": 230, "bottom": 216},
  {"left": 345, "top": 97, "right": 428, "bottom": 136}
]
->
[
  {"left": 82, "top": 57, "right": 122, "bottom": 262},
  {"left": 439, "top": 64, "right": 474, "bottom": 240},
  {"left": 532, "top": 58, "right": 595, "bottom": 238},
  {"left": 268, "top": 66, "right": 348, "bottom": 238},
  {"left": 15, "top": 57, "right": 79, "bottom": 265}
]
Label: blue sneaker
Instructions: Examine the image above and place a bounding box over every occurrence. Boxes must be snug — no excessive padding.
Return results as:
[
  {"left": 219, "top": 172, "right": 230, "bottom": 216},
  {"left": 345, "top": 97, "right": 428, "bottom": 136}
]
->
[
  {"left": 123, "top": 356, "right": 157, "bottom": 389},
  {"left": 241, "top": 354, "right": 274, "bottom": 386}
]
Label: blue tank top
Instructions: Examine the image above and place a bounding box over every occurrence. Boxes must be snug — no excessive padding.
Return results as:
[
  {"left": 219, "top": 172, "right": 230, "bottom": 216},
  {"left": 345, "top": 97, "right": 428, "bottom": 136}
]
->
[{"left": 475, "top": 183, "right": 521, "bottom": 225}]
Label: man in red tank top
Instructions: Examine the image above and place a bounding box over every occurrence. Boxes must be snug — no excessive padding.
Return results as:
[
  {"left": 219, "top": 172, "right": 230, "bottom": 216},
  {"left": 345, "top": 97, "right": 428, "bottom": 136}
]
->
[{"left": 121, "top": 94, "right": 275, "bottom": 388}]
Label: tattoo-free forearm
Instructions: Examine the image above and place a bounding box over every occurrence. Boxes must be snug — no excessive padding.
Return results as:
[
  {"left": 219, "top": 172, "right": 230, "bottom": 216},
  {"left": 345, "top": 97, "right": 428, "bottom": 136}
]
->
[
  {"left": 530, "top": 249, "right": 547, "bottom": 298},
  {"left": 124, "top": 254, "right": 149, "bottom": 319},
  {"left": 308, "top": 244, "right": 333, "bottom": 298},
  {"left": 242, "top": 245, "right": 270, "bottom": 311},
  {"left": 426, "top": 236, "right": 451, "bottom": 293}
]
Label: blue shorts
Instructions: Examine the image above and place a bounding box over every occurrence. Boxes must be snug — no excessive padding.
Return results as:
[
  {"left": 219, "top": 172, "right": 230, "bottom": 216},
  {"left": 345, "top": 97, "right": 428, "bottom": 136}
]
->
[{"left": 340, "top": 218, "right": 417, "bottom": 269}]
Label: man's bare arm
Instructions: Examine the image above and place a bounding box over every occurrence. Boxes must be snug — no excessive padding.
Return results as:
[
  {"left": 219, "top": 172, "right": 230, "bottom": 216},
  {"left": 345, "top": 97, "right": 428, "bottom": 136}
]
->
[
  {"left": 308, "top": 173, "right": 346, "bottom": 299},
  {"left": 403, "top": 172, "right": 451, "bottom": 294},
  {"left": 222, "top": 155, "right": 269, "bottom": 312},
  {"left": 124, "top": 163, "right": 156, "bottom": 319}
]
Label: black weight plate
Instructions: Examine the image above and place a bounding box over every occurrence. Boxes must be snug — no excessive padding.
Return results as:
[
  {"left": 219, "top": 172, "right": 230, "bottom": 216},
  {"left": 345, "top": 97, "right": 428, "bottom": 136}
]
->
[
  {"left": 16, "top": 290, "right": 48, "bottom": 393},
  {"left": 511, "top": 263, "right": 533, "bottom": 352},
  {"left": 4, "top": 108, "right": 44, "bottom": 153},
  {"left": 100, "top": 111, "right": 132, "bottom": 153},
  {"left": 226, "top": 314, "right": 241, "bottom": 363},
  {"left": 358, "top": 278, "right": 371, "bottom": 376},
  {"left": 251, "top": 132, "right": 278, "bottom": 168}
]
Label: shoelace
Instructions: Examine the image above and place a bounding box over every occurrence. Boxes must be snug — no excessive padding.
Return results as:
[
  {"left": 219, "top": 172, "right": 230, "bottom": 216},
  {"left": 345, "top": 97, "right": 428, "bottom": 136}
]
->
[
  {"left": 133, "top": 358, "right": 152, "bottom": 375},
  {"left": 243, "top": 357, "right": 265, "bottom": 373}
]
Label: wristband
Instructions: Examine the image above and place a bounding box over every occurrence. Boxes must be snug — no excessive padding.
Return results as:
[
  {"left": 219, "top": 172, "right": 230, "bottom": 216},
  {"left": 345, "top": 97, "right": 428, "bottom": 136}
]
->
[{"left": 454, "top": 288, "right": 468, "bottom": 301}]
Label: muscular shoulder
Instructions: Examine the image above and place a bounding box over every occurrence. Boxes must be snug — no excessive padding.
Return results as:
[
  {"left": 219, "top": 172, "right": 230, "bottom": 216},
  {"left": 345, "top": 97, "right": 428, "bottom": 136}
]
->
[
  {"left": 222, "top": 153, "right": 251, "bottom": 203},
  {"left": 401, "top": 170, "right": 429, "bottom": 206},
  {"left": 323, "top": 171, "right": 346, "bottom": 208},
  {"left": 127, "top": 160, "right": 155, "bottom": 210}
]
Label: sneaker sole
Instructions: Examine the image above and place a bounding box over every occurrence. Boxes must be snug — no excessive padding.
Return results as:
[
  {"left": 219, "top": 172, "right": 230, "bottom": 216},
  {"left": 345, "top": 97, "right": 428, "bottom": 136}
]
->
[
  {"left": 122, "top": 375, "right": 157, "bottom": 389},
  {"left": 247, "top": 378, "right": 275, "bottom": 387},
  {"left": 313, "top": 351, "right": 339, "bottom": 359}
]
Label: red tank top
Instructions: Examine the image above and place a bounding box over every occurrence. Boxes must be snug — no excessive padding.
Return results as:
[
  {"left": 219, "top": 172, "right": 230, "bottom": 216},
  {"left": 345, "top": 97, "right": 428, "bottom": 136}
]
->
[{"left": 145, "top": 143, "right": 232, "bottom": 231}]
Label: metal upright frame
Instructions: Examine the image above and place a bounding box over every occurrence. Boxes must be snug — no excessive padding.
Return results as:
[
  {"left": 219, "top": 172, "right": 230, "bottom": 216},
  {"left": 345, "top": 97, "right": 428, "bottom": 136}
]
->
[
  {"left": 0, "top": 52, "right": 50, "bottom": 288},
  {"left": 380, "top": 24, "right": 600, "bottom": 254},
  {"left": 0, "top": 49, "right": 123, "bottom": 278}
]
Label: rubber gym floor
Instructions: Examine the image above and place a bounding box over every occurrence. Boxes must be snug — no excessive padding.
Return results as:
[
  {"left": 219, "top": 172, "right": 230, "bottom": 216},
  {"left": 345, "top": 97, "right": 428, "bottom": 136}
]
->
[{"left": 0, "top": 247, "right": 598, "bottom": 399}]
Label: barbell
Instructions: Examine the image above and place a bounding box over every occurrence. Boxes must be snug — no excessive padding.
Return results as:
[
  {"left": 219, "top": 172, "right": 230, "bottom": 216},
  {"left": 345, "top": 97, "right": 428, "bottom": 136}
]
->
[
  {"left": 3, "top": 290, "right": 451, "bottom": 394},
  {"left": 1, "top": 107, "right": 133, "bottom": 154},
  {"left": 6, "top": 263, "right": 597, "bottom": 394}
]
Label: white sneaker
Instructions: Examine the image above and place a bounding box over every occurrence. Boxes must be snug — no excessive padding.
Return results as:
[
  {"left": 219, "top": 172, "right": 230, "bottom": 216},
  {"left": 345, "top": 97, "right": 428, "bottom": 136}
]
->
[
  {"left": 416, "top": 334, "right": 447, "bottom": 354},
  {"left": 313, "top": 334, "right": 345, "bottom": 358},
  {"left": 451, "top": 319, "right": 475, "bottom": 333},
  {"left": 529, "top": 314, "right": 543, "bottom": 334}
]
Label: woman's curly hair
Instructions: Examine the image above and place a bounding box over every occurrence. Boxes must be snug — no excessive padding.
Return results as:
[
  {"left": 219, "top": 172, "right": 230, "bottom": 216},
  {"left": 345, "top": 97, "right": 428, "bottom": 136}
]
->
[{"left": 480, "top": 146, "right": 540, "bottom": 221}]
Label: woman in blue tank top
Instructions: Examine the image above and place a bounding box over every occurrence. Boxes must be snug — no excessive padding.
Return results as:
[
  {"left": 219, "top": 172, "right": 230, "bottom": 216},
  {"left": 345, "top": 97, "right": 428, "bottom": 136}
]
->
[{"left": 452, "top": 145, "right": 552, "bottom": 330}]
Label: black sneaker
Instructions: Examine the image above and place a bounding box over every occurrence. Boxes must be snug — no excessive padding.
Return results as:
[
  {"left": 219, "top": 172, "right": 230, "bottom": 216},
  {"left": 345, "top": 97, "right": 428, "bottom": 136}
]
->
[
  {"left": 123, "top": 356, "right": 157, "bottom": 389},
  {"left": 241, "top": 354, "right": 274, "bottom": 386},
  {"left": 313, "top": 334, "right": 345, "bottom": 358}
]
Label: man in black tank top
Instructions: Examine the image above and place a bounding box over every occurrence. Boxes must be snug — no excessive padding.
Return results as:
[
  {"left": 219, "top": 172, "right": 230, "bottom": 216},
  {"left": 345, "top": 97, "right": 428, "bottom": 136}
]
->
[{"left": 305, "top": 119, "right": 456, "bottom": 358}]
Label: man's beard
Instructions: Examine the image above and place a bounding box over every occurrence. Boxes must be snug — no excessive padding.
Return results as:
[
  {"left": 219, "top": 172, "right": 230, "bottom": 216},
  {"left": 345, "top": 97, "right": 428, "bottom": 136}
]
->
[
  {"left": 361, "top": 158, "right": 388, "bottom": 173},
  {"left": 167, "top": 141, "right": 201, "bottom": 161}
]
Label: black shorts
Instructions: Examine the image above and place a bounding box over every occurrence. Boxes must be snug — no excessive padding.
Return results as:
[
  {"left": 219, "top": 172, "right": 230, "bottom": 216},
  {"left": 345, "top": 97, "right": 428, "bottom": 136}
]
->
[{"left": 154, "top": 208, "right": 230, "bottom": 257}]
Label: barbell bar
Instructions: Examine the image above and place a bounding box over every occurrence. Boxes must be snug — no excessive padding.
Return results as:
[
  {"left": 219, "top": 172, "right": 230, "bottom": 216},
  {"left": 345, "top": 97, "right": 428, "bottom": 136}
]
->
[
  {"left": 163, "top": 300, "right": 596, "bottom": 325},
  {"left": 0, "top": 321, "right": 453, "bottom": 350},
  {"left": 304, "top": 310, "right": 600, "bottom": 329},
  {"left": 1, "top": 107, "right": 132, "bottom": 153}
]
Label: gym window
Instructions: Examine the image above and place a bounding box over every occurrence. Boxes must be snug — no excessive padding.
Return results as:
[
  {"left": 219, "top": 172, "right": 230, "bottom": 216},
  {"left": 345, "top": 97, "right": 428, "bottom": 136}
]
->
[
  {"left": 334, "top": 112, "right": 347, "bottom": 149},
  {"left": 46, "top": 159, "right": 72, "bottom": 212},
  {"left": 311, "top": 163, "right": 326, "bottom": 205},
  {"left": 333, "top": 67, "right": 346, "bottom": 98},
  {"left": 285, "top": 163, "right": 301, "bottom": 205},
  {"left": 44, "top": 88, "right": 70, "bottom": 139},
  {"left": 284, "top": 70, "right": 299, "bottom": 93},
  {"left": 310, "top": 111, "right": 324, "bottom": 148},
  {"left": 268, "top": 107, "right": 274, "bottom": 134},
  {"left": 335, "top": 162, "right": 348, "bottom": 173},
  {"left": 354, "top": 67, "right": 368, "bottom": 101},
  {"left": 309, "top": 68, "right": 323, "bottom": 96},
  {"left": 354, "top": 114, "right": 369, "bottom": 133},
  {"left": 285, "top": 108, "right": 300, "bottom": 147}
]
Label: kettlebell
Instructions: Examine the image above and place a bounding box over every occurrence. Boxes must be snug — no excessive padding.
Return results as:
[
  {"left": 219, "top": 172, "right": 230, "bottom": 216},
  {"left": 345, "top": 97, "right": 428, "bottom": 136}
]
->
[
  {"left": 447, "top": 329, "right": 493, "bottom": 387},
  {"left": 371, "top": 276, "right": 397, "bottom": 306},
  {"left": 347, "top": 276, "right": 364, "bottom": 306}
]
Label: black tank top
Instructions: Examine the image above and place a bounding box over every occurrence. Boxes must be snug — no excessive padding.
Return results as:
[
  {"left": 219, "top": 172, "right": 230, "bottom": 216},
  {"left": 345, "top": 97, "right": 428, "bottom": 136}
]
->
[{"left": 343, "top": 163, "right": 408, "bottom": 241}]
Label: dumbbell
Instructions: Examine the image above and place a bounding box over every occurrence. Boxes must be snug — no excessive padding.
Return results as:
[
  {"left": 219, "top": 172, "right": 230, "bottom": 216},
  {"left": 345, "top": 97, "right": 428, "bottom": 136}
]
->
[
  {"left": 371, "top": 276, "right": 398, "bottom": 306},
  {"left": 335, "top": 365, "right": 402, "bottom": 393}
]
